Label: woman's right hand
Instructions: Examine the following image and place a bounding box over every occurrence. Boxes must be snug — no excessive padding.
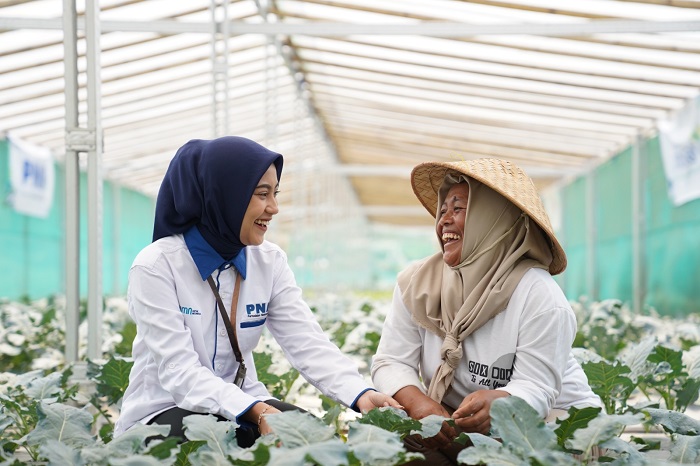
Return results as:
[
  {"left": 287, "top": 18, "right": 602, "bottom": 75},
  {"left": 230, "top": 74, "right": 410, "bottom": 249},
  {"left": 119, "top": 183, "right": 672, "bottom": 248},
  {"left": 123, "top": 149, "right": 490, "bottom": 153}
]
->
[
  {"left": 245, "top": 402, "right": 281, "bottom": 436},
  {"left": 257, "top": 411, "right": 278, "bottom": 436},
  {"left": 394, "top": 386, "right": 456, "bottom": 448}
]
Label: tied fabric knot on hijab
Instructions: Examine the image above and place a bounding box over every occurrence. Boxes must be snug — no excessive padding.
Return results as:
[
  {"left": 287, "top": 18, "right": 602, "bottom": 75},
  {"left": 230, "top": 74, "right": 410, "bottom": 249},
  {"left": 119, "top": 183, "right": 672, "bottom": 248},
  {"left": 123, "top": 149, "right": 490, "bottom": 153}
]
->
[
  {"left": 428, "top": 334, "right": 463, "bottom": 401},
  {"left": 440, "top": 334, "right": 462, "bottom": 370}
]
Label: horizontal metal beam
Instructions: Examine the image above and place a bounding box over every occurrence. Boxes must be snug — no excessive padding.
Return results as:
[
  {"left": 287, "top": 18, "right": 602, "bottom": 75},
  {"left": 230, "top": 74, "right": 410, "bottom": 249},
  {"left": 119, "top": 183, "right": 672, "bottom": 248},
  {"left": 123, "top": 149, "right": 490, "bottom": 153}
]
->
[
  {"left": 331, "top": 164, "right": 413, "bottom": 178},
  {"left": 2, "top": 17, "right": 700, "bottom": 36},
  {"left": 363, "top": 206, "right": 428, "bottom": 217},
  {"left": 328, "top": 164, "right": 581, "bottom": 178},
  {"left": 279, "top": 204, "right": 428, "bottom": 217}
]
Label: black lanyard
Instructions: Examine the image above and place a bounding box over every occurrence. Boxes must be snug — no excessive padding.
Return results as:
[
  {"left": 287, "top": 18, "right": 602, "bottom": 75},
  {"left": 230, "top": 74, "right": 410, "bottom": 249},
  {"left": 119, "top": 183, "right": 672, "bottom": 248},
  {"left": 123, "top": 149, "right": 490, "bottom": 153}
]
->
[{"left": 206, "top": 272, "right": 246, "bottom": 388}]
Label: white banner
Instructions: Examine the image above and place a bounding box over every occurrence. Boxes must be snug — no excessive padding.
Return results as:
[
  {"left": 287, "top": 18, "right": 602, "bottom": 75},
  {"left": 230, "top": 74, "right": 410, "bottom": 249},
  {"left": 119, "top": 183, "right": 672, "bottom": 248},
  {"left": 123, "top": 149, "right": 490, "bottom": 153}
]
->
[
  {"left": 658, "top": 95, "right": 700, "bottom": 206},
  {"left": 8, "top": 135, "right": 55, "bottom": 218}
]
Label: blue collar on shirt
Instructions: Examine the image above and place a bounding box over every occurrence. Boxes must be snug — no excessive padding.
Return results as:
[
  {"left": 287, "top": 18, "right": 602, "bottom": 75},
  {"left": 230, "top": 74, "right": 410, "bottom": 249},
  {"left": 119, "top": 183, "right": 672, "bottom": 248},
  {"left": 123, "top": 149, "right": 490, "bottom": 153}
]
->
[{"left": 184, "top": 226, "right": 247, "bottom": 280}]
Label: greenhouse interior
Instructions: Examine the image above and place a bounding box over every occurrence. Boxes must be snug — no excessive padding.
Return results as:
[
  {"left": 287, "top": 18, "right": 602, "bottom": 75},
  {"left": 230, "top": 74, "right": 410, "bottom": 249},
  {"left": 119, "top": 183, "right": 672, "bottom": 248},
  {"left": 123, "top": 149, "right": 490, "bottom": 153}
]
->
[{"left": 2, "top": 1, "right": 700, "bottom": 464}]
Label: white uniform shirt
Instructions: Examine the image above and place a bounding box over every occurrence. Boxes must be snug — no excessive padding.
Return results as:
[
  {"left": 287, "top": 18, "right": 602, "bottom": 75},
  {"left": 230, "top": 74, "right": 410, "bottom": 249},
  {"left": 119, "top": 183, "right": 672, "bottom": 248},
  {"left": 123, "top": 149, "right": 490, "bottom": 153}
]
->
[
  {"left": 371, "top": 268, "right": 601, "bottom": 418},
  {"left": 114, "top": 234, "right": 371, "bottom": 436}
]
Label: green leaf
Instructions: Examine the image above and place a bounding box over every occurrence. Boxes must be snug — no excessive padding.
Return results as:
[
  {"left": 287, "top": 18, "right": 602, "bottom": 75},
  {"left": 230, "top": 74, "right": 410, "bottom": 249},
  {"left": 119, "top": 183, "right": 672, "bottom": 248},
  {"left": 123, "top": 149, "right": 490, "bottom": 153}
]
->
[
  {"left": 23, "top": 372, "right": 63, "bottom": 401},
  {"left": 409, "top": 414, "right": 449, "bottom": 440},
  {"left": 347, "top": 422, "right": 406, "bottom": 466},
  {"left": 101, "top": 423, "right": 171, "bottom": 458},
  {"left": 329, "top": 322, "right": 353, "bottom": 348},
  {"left": 190, "top": 449, "right": 236, "bottom": 465},
  {"left": 25, "top": 402, "right": 94, "bottom": 448},
  {"left": 253, "top": 352, "right": 280, "bottom": 386},
  {"left": 182, "top": 414, "right": 237, "bottom": 458},
  {"left": 363, "top": 331, "right": 381, "bottom": 354},
  {"left": 553, "top": 406, "right": 602, "bottom": 448},
  {"left": 92, "top": 357, "right": 134, "bottom": 406},
  {"left": 582, "top": 325, "right": 626, "bottom": 361},
  {"left": 0, "top": 415, "right": 13, "bottom": 436},
  {"left": 275, "top": 369, "right": 300, "bottom": 400},
  {"left": 322, "top": 403, "right": 343, "bottom": 428},
  {"left": 566, "top": 412, "right": 643, "bottom": 455},
  {"left": 619, "top": 336, "right": 657, "bottom": 382},
  {"left": 461, "top": 432, "right": 501, "bottom": 448},
  {"left": 264, "top": 411, "right": 335, "bottom": 448},
  {"left": 115, "top": 321, "right": 137, "bottom": 356},
  {"left": 676, "top": 377, "right": 700, "bottom": 412},
  {"left": 253, "top": 352, "right": 299, "bottom": 400},
  {"left": 670, "top": 434, "right": 700, "bottom": 463},
  {"left": 145, "top": 437, "right": 180, "bottom": 459},
  {"left": 529, "top": 449, "right": 580, "bottom": 466},
  {"left": 599, "top": 436, "right": 645, "bottom": 459},
  {"left": 628, "top": 435, "right": 661, "bottom": 451},
  {"left": 267, "top": 439, "right": 348, "bottom": 466},
  {"left": 99, "top": 422, "right": 113, "bottom": 443},
  {"left": 229, "top": 440, "right": 272, "bottom": 465},
  {"left": 488, "top": 396, "right": 557, "bottom": 456},
  {"left": 356, "top": 407, "right": 421, "bottom": 439},
  {"left": 38, "top": 439, "right": 84, "bottom": 466},
  {"left": 457, "top": 444, "right": 527, "bottom": 466},
  {"left": 305, "top": 440, "right": 349, "bottom": 466},
  {"left": 110, "top": 454, "right": 170, "bottom": 465},
  {"left": 0, "top": 392, "right": 28, "bottom": 414},
  {"left": 648, "top": 345, "right": 685, "bottom": 379},
  {"left": 12, "top": 369, "right": 47, "bottom": 389},
  {"left": 644, "top": 408, "right": 700, "bottom": 435},
  {"left": 174, "top": 440, "right": 206, "bottom": 466},
  {"left": 582, "top": 360, "right": 635, "bottom": 413}
]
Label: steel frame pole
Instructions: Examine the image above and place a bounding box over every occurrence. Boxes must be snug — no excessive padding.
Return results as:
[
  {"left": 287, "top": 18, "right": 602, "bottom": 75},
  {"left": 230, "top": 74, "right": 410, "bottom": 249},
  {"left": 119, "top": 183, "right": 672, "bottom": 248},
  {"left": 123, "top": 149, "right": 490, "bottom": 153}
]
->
[
  {"left": 62, "top": 0, "right": 80, "bottom": 364},
  {"left": 632, "top": 135, "right": 647, "bottom": 314},
  {"left": 85, "top": 0, "right": 104, "bottom": 360},
  {"left": 586, "top": 171, "right": 598, "bottom": 301}
]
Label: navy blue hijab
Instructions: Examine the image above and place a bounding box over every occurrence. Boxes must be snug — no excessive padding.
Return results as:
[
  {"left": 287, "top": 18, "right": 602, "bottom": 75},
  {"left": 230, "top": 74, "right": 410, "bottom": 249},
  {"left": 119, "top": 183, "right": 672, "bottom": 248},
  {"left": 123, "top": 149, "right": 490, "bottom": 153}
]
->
[{"left": 153, "top": 136, "right": 283, "bottom": 260}]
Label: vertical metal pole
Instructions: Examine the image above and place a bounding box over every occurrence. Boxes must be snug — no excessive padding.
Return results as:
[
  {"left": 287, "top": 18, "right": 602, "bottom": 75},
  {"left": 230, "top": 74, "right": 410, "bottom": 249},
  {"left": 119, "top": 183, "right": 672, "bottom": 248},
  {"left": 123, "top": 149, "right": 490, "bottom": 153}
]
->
[
  {"left": 112, "top": 187, "right": 121, "bottom": 295},
  {"left": 632, "top": 135, "right": 647, "bottom": 314},
  {"left": 209, "top": 1, "right": 217, "bottom": 136},
  {"left": 261, "top": 1, "right": 278, "bottom": 146},
  {"left": 210, "top": 0, "right": 230, "bottom": 137},
  {"left": 556, "top": 188, "right": 567, "bottom": 294},
  {"left": 585, "top": 171, "right": 598, "bottom": 301},
  {"left": 63, "top": 0, "right": 80, "bottom": 363},
  {"left": 85, "top": 0, "right": 103, "bottom": 360}
]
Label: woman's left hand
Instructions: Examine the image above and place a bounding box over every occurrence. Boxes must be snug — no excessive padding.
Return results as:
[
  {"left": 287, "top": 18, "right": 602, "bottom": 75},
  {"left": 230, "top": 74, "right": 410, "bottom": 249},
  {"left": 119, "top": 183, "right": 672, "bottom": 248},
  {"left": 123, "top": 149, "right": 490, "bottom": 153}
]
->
[
  {"left": 356, "top": 390, "right": 404, "bottom": 413},
  {"left": 452, "top": 390, "right": 509, "bottom": 435}
]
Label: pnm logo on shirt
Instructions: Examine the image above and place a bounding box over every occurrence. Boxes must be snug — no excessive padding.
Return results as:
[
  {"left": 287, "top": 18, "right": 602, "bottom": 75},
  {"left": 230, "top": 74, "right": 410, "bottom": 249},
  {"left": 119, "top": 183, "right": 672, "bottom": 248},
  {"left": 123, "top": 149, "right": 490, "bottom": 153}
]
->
[
  {"left": 180, "top": 305, "right": 201, "bottom": 316},
  {"left": 242, "top": 302, "right": 268, "bottom": 328}
]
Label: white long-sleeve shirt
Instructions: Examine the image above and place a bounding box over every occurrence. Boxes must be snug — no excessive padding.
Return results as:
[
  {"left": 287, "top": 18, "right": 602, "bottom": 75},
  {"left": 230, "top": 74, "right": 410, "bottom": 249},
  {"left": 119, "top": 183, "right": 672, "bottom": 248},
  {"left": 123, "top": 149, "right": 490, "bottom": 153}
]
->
[
  {"left": 371, "top": 268, "right": 601, "bottom": 418},
  {"left": 114, "top": 234, "right": 371, "bottom": 436}
]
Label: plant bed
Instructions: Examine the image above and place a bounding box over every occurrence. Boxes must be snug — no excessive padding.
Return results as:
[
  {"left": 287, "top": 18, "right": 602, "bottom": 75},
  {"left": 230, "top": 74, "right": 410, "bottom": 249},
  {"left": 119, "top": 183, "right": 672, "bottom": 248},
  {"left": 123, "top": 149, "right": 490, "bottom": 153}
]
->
[{"left": 2, "top": 296, "right": 700, "bottom": 464}]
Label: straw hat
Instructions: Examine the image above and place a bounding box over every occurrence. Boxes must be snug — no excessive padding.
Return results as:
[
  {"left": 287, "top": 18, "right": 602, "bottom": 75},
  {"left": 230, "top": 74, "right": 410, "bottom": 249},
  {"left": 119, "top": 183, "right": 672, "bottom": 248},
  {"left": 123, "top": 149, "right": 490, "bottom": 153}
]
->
[{"left": 411, "top": 158, "right": 567, "bottom": 275}]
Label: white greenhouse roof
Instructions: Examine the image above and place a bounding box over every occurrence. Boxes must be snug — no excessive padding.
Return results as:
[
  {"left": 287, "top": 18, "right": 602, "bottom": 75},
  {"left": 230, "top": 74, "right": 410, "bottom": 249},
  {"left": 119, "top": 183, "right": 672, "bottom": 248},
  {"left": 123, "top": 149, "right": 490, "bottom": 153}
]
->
[{"left": 1, "top": 0, "right": 700, "bottom": 227}]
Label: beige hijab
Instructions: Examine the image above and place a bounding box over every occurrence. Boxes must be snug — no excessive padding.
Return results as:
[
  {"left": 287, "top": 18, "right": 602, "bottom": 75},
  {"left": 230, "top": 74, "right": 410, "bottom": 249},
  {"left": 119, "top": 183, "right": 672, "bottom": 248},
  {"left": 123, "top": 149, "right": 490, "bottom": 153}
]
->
[{"left": 397, "top": 173, "right": 553, "bottom": 403}]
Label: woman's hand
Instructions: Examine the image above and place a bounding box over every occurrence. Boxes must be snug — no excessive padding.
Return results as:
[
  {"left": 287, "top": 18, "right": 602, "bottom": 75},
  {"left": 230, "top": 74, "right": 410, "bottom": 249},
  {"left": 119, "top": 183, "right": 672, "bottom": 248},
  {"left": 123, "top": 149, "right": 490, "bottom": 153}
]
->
[
  {"left": 394, "top": 386, "right": 456, "bottom": 449},
  {"left": 452, "top": 389, "right": 509, "bottom": 435},
  {"left": 355, "top": 390, "right": 404, "bottom": 413},
  {"left": 244, "top": 402, "right": 281, "bottom": 436}
]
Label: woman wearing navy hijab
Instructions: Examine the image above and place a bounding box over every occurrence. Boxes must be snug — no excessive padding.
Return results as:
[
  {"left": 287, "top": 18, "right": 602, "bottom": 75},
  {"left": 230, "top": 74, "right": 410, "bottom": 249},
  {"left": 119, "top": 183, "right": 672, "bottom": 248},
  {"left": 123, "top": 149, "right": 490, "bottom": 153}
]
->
[{"left": 114, "top": 137, "right": 400, "bottom": 446}]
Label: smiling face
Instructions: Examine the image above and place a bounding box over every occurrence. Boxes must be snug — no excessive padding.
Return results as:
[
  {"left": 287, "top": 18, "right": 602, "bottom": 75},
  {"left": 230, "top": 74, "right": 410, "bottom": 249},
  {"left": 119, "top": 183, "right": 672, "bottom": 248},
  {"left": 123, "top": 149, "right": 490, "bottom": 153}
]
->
[
  {"left": 239, "top": 164, "right": 280, "bottom": 246},
  {"left": 437, "top": 182, "right": 470, "bottom": 267}
]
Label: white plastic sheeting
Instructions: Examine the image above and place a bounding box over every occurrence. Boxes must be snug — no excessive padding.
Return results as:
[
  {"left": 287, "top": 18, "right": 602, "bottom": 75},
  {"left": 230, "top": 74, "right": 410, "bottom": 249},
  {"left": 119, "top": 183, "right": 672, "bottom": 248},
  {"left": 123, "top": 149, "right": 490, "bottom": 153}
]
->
[{"left": 1, "top": 0, "right": 700, "bottom": 229}]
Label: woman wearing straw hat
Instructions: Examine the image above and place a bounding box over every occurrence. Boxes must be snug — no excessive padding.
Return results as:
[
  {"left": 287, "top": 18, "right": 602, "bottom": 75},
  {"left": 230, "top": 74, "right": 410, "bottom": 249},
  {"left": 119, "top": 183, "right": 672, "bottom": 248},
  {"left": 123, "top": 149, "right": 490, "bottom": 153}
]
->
[{"left": 371, "top": 158, "right": 601, "bottom": 464}]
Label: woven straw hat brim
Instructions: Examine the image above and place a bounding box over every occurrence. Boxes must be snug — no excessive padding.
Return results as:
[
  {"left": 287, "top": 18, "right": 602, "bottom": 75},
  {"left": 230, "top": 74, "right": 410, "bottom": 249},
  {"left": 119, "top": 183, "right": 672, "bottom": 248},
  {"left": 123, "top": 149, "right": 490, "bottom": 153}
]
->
[{"left": 411, "top": 159, "right": 567, "bottom": 275}]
